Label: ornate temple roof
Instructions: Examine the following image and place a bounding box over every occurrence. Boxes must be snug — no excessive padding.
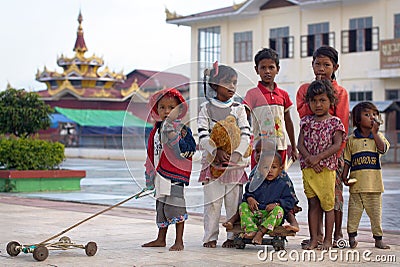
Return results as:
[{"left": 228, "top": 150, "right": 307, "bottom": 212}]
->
[
  {"left": 36, "top": 11, "right": 189, "bottom": 105},
  {"left": 36, "top": 12, "right": 126, "bottom": 100}
]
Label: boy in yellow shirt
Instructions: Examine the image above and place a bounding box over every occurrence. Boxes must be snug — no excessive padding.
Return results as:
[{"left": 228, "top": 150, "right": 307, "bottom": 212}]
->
[{"left": 342, "top": 102, "right": 390, "bottom": 249}]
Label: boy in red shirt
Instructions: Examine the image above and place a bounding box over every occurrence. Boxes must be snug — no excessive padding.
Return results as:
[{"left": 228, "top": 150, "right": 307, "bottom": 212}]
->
[{"left": 244, "top": 48, "right": 298, "bottom": 169}]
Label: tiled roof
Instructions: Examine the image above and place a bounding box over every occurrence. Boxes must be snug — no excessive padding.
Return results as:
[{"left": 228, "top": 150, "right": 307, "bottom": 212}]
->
[
  {"left": 119, "top": 69, "right": 189, "bottom": 91},
  {"left": 166, "top": 0, "right": 299, "bottom": 26}
]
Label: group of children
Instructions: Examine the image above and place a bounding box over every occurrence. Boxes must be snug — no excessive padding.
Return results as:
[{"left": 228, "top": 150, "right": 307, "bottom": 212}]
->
[{"left": 141, "top": 45, "right": 391, "bottom": 252}]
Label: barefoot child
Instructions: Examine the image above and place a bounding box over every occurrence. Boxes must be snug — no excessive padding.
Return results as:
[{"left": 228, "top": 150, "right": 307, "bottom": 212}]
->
[
  {"left": 142, "top": 88, "right": 196, "bottom": 251},
  {"left": 296, "top": 45, "right": 349, "bottom": 248},
  {"left": 198, "top": 62, "right": 251, "bottom": 248},
  {"left": 297, "top": 79, "right": 346, "bottom": 250},
  {"left": 223, "top": 139, "right": 301, "bottom": 233},
  {"left": 238, "top": 152, "right": 295, "bottom": 244},
  {"left": 342, "top": 102, "right": 391, "bottom": 249}
]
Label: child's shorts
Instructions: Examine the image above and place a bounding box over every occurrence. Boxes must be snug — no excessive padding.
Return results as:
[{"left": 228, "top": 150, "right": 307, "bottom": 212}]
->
[
  {"left": 156, "top": 184, "right": 188, "bottom": 228},
  {"left": 302, "top": 167, "right": 335, "bottom": 211}
]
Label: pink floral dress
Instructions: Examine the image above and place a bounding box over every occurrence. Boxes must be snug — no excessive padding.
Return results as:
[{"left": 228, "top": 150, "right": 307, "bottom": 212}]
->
[{"left": 299, "top": 115, "right": 346, "bottom": 171}]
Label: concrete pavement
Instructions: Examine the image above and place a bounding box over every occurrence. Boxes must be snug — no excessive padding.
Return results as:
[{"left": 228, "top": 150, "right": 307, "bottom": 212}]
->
[
  {"left": 1, "top": 154, "right": 399, "bottom": 266},
  {"left": 0, "top": 195, "right": 399, "bottom": 266}
]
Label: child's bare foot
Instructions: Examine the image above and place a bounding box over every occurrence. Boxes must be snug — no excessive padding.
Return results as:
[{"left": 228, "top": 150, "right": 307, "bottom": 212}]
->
[
  {"left": 302, "top": 239, "right": 319, "bottom": 250},
  {"left": 349, "top": 237, "right": 358, "bottom": 248},
  {"left": 222, "top": 221, "right": 233, "bottom": 230},
  {"left": 243, "top": 231, "right": 257, "bottom": 239},
  {"left": 142, "top": 240, "right": 166, "bottom": 247},
  {"left": 319, "top": 240, "right": 332, "bottom": 250},
  {"left": 375, "top": 240, "right": 390, "bottom": 249},
  {"left": 169, "top": 241, "right": 184, "bottom": 251},
  {"left": 252, "top": 231, "right": 264, "bottom": 245},
  {"left": 301, "top": 238, "right": 323, "bottom": 246},
  {"left": 203, "top": 240, "right": 217, "bottom": 248},
  {"left": 222, "top": 239, "right": 235, "bottom": 248},
  {"left": 283, "top": 224, "right": 300, "bottom": 232}
]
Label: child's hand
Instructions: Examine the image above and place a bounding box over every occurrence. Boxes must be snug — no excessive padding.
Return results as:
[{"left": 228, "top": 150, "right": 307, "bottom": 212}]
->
[
  {"left": 247, "top": 197, "right": 259, "bottom": 212},
  {"left": 215, "top": 149, "right": 230, "bottom": 164},
  {"left": 266, "top": 203, "right": 278, "bottom": 212},
  {"left": 342, "top": 172, "right": 348, "bottom": 186},
  {"left": 230, "top": 152, "right": 241, "bottom": 164},
  {"left": 167, "top": 131, "right": 177, "bottom": 140},
  {"left": 307, "top": 155, "right": 320, "bottom": 167},
  {"left": 146, "top": 185, "right": 155, "bottom": 190},
  {"left": 167, "top": 106, "right": 181, "bottom": 121},
  {"left": 371, "top": 118, "right": 380, "bottom": 135},
  {"left": 160, "top": 120, "right": 177, "bottom": 143},
  {"left": 291, "top": 147, "right": 298, "bottom": 161},
  {"left": 312, "top": 164, "right": 323, "bottom": 173},
  {"left": 180, "top": 127, "right": 187, "bottom": 138}
]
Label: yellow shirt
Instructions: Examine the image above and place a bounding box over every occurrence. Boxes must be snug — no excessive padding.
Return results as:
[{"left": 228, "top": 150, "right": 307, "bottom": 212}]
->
[{"left": 343, "top": 130, "right": 390, "bottom": 193}]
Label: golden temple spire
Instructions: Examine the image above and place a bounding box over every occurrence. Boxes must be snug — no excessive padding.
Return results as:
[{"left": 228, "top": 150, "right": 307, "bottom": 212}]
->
[{"left": 73, "top": 10, "right": 88, "bottom": 56}]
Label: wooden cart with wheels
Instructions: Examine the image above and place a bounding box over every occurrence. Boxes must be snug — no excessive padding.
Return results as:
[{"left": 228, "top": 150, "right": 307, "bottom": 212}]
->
[
  {"left": 227, "top": 223, "right": 296, "bottom": 251},
  {"left": 5, "top": 188, "right": 153, "bottom": 261},
  {"left": 6, "top": 236, "right": 97, "bottom": 262}
]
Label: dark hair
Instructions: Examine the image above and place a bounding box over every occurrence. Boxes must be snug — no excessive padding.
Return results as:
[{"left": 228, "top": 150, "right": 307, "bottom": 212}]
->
[
  {"left": 203, "top": 63, "right": 237, "bottom": 98},
  {"left": 305, "top": 79, "right": 337, "bottom": 105},
  {"left": 254, "top": 48, "right": 280, "bottom": 68},
  {"left": 352, "top": 101, "right": 379, "bottom": 129},
  {"left": 312, "top": 46, "right": 339, "bottom": 80},
  {"left": 274, "top": 153, "right": 283, "bottom": 166}
]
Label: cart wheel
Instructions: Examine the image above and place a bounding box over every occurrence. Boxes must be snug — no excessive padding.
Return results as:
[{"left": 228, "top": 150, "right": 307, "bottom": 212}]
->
[
  {"left": 272, "top": 237, "right": 285, "bottom": 251},
  {"left": 234, "top": 237, "right": 246, "bottom": 249},
  {"left": 85, "top": 242, "right": 97, "bottom": 256},
  {"left": 235, "top": 243, "right": 246, "bottom": 249},
  {"left": 6, "top": 241, "right": 21, "bottom": 257},
  {"left": 273, "top": 245, "right": 281, "bottom": 251},
  {"left": 59, "top": 236, "right": 72, "bottom": 243},
  {"left": 33, "top": 246, "right": 48, "bottom": 261}
]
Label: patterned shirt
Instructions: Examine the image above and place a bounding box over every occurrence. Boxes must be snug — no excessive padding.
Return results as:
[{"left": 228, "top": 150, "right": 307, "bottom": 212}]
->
[
  {"left": 197, "top": 98, "right": 251, "bottom": 184},
  {"left": 299, "top": 115, "right": 346, "bottom": 170},
  {"left": 244, "top": 81, "right": 293, "bottom": 150},
  {"left": 344, "top": 130, "right": 390, "bottom": 193}
]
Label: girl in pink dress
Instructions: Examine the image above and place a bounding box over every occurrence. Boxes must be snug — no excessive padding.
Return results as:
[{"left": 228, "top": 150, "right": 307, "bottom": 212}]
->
[{"left": 297, "top": 79, "right": 346, "bottom": 250}]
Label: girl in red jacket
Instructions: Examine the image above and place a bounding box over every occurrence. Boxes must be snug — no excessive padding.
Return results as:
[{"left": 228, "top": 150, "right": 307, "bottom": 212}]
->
[{"left": 142, "top": 88, "right": 196, "bottom": 251}]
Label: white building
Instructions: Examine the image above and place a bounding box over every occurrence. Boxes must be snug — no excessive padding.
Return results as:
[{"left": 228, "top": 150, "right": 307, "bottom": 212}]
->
[{"left": 167, "top": 0, "right": 400, "bottom": 163}]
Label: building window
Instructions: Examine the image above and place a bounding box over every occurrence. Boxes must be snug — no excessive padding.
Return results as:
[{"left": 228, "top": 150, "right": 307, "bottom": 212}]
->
[
  {"left": 198, "top": 26, "right": 221, "bottom": 98},
  {"left": 350, "top": 91, "right": 372, "bottom": 101},
  {"left": 50, "top": 80, "right": 58, "bottom": 89},
  {"left": 301, "top": 22, "right": 335, "bottom": 57},
  {"left": 234, "top": 31, "right": 253, "bottom": 63},
  {"left": 395, "top": 14, "right": 400, "bottom": 39},
  {"left": 70, "top": 80, "right": 81, "bottom": 87},
  {"left": 341, "top": 17, "right": 379, "bottom": 53},
  {"left": 95, "top": 81, "right": 105, "bottom": 87},
  {"left": 269, "top": 27, "right": 294, "bottom": 59},
  {"left": 386, "top": 89, "right": 400, "bottom": 100}
]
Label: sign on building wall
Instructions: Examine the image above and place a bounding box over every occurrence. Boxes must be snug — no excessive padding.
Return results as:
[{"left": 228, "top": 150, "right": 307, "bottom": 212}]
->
[{"left": 380, "top": 39, "right": 400, "bottom": 69}]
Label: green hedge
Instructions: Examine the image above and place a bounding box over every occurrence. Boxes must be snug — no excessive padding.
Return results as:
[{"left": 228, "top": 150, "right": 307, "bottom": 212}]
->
[{"left": 0, "top": 137, "right": 65, "bottom": 170}]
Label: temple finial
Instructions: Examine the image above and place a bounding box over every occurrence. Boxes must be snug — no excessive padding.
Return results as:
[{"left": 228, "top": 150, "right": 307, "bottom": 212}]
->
[{"left": 73, "top": 10, "right": 88, "bottom": 54}]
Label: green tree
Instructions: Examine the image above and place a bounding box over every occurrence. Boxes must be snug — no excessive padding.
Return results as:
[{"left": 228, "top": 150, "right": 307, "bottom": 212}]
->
[{"left": 0, "top": 88, "right": 53, "bottom": 137}]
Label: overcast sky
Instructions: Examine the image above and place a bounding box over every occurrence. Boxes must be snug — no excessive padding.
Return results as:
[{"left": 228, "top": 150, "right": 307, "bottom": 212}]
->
[{"left": 0, "top": 0, "right": 235, "bottom": 91}]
